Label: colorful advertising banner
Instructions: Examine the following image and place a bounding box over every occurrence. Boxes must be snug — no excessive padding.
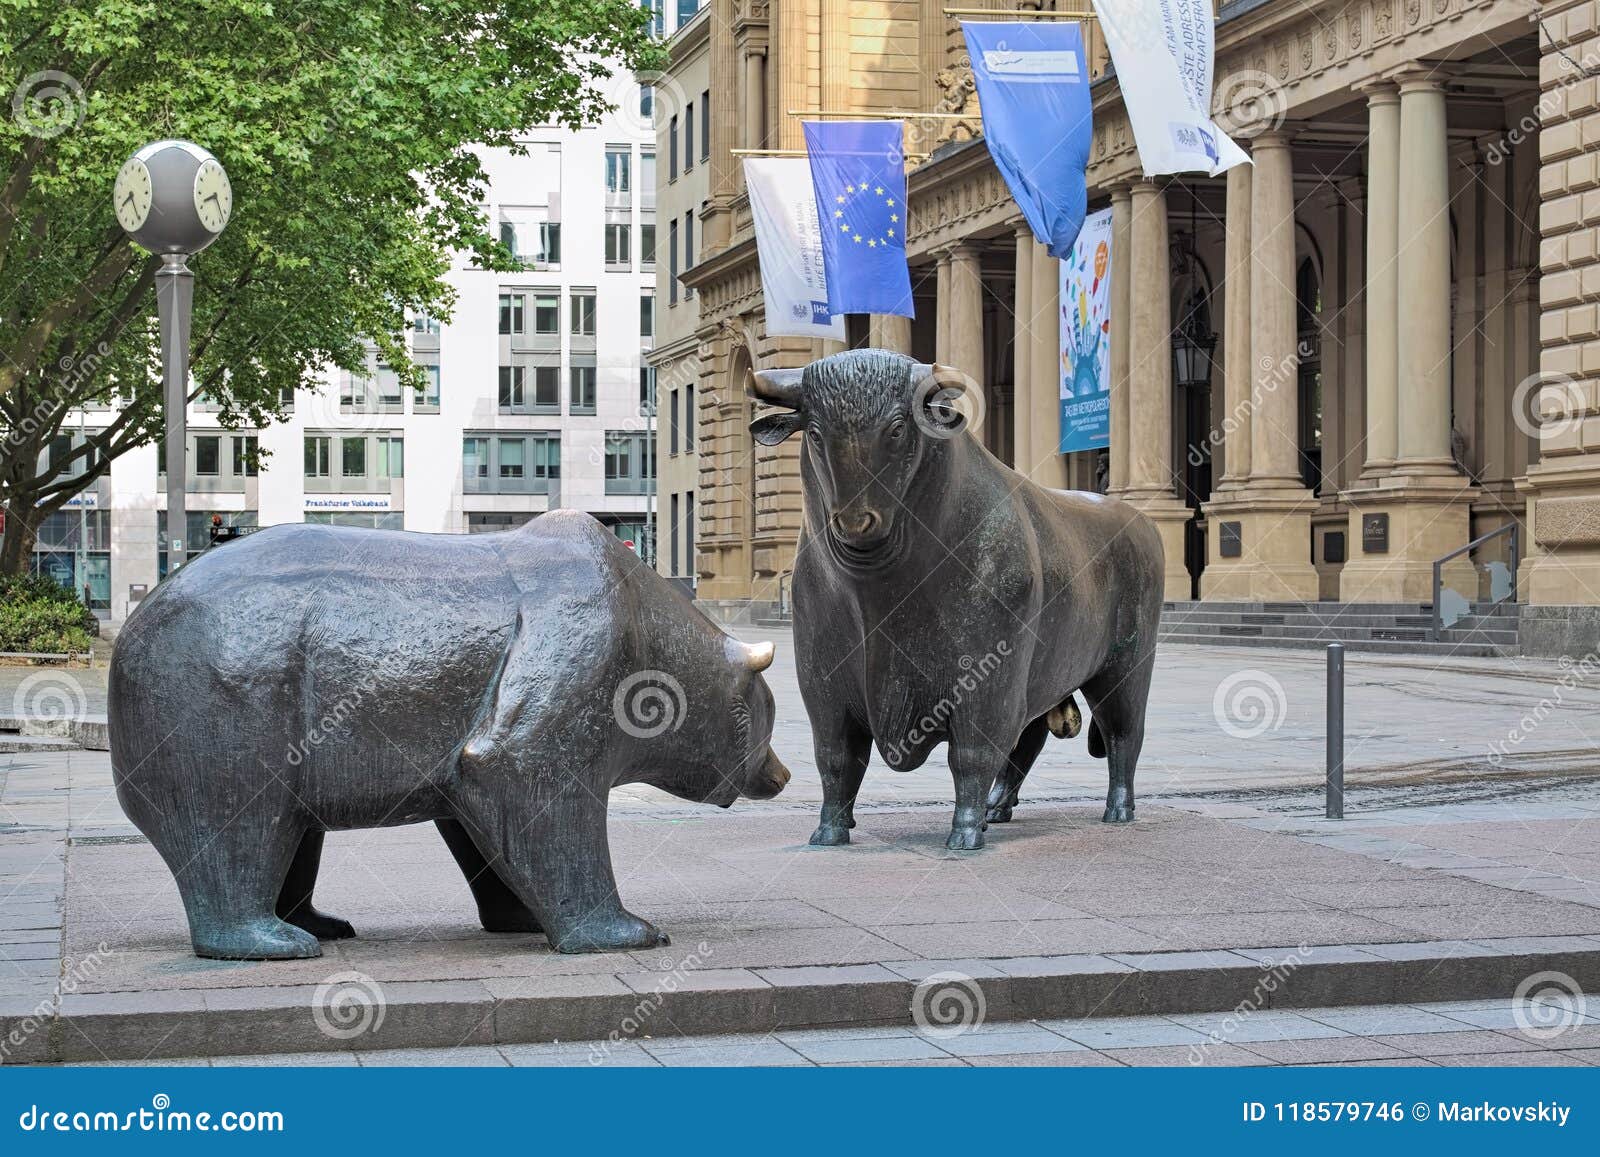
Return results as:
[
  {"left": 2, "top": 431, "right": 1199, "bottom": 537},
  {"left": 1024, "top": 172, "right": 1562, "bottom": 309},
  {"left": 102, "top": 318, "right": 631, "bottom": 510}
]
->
[{"left": 1059, "top": 207, "right": 1113, "bottom": 453}]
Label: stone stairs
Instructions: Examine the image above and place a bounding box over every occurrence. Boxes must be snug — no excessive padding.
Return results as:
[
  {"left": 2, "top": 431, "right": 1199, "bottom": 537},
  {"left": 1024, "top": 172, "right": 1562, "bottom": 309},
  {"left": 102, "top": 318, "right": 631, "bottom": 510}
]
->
[
  {"left": 1158, "top": 600, "right": 1522, "bottom": 657},
  {"left": 0, "top": 713, "right": 110, "bottom": 753}
]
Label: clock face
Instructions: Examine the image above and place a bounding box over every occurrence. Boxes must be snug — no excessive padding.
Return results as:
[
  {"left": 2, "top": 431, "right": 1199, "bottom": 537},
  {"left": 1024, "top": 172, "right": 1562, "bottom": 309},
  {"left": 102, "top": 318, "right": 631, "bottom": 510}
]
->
[
  {"left": 113, "top": 157, "right": 152, "bottom": 233},
  {"left": 192, "top": 158, "right": 232, "bottom": 233}
]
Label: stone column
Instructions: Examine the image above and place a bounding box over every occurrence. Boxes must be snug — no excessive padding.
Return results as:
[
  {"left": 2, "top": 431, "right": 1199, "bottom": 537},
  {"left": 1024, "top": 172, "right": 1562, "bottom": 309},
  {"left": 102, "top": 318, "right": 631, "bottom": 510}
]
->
[
  {"left": 1108, "top": 188, "right": 1132, "bottom": 494},
  {"left": 704, "top": 0, "right": 739, "bottom": 250},
  {"left": 934, "top": 251, "right": 952, "bottom": 366},
  {"left": 1340, "top": 70, "right": 1476, "bottom": 603},
  {"left": 1361, "top": 84, "right": 1400, "bottom": 475},
  {"left": 1202, "top": 134, "right": 1318, "bottom": 601},
  {"left": 947, "top": 244, "right": 985, "bottom": 387},
  {"left": 742, "top": 47, "right": 766, "bottom": 151},
  {"left": 1395, "top": 73, "right": 1455, "bottom": 471},
  {"left": 869, "top": 313, "right": 912, "bottom": 354},
  {"left": 1012, "top": 224, "right": 1035, "bottom": 471},
  {"left": 1521, "top": 0, "right": 1600, "bottom": 642},
  {"left": 776, "top": 0, "right": 808, "bottom": 150},
  {"left": 1018, "top": 237, "right": 1069, "bottom": 488},
  {"left": 1124, "top": 180, "right": 1192, "bottom": 598},
  {"left": 1216, "top": 160, "right": 1252, "bottom": 489}
]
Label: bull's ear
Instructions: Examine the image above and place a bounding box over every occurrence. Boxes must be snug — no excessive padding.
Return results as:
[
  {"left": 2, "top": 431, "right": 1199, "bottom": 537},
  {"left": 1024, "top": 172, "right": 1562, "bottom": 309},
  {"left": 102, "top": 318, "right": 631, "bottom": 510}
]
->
[
  {"left": 748, "top": 367, "right": 805, "bottom": 406},
  {"left": 751, "top": 411, "right": 804, "bottom": 445},
  {"left": 915, "top": 363, "right": 970, "bottom": 436}
]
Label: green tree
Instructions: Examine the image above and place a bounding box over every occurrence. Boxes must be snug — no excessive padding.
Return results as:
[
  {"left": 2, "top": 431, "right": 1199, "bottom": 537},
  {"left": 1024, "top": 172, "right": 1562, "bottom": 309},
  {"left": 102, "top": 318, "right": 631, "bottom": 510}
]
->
[{"left": 0, "top": 0, "right": 658, "bottom": 573}]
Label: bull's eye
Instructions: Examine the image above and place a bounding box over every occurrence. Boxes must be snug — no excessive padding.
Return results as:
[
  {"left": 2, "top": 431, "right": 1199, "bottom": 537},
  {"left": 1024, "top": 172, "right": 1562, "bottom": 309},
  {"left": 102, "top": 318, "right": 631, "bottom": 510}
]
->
[{"left": 887, "top": 418, "right": 907, "bottom": 442}]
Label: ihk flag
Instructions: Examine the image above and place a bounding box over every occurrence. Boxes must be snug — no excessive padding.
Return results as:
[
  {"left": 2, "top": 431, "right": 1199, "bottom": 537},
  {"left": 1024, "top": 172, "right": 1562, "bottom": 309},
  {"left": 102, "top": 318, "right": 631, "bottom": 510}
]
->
[
  {"left": 803, "top": 120, "right": 914, "bottom": 318},
  {"left": 962, "top": 20, "right": 1093, "bottom": 258},
  {"left": 744, "top": 158, "right": 847, "bottom": 340}
]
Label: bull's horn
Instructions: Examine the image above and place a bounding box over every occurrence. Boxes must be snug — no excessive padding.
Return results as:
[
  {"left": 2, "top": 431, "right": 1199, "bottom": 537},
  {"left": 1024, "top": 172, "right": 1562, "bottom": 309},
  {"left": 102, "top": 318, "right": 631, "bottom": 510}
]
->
[
  {"left": 926, "top": 363, "right": 968, "bottom": 394},
  {"left": 725, "top": 636, "right": 776, "bottom": 672},
  {"left": 749, "top": 366, "right": 805, "bottom": 407}
]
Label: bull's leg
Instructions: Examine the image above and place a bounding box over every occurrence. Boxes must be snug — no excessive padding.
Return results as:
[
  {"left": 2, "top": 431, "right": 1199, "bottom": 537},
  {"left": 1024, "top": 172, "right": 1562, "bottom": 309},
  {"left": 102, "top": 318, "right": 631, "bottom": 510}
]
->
[
  {"left": 985, "top": 715, "right": 1051, "bottom": 824},
  {"left": 1083, "top": 653, "right": 1155, "bottom": 824},
  {"left": 452, "top": 788, "right": 667, "bottom": 953},
  {"left": 435, "top": 817, "right": 541, "bottom": 933},
  {"left": 275, "top": 829, "right": 356, "bottom": 941},
  {"left": 947, "top": 742, "right": 1007, "bottom": 851},
  {"left": 170, "top": 823, "right": 321, "bottom": 960},
  {"left": 810, "top": 721, "right": 871, "bottom": 846}
]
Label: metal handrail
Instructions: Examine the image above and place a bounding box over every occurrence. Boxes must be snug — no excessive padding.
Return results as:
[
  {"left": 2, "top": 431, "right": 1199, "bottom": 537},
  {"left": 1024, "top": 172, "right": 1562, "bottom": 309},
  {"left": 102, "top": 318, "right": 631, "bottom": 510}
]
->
[{"left": 1431, "top": 522, "right": 1519, "bottom": 639}]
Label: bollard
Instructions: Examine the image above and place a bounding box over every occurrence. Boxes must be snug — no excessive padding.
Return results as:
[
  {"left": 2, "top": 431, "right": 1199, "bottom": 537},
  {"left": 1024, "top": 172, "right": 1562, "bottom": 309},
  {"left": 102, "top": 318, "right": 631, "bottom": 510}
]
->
[{"left": 1326, "top": 642, "right": 1344, "bottom": 819}]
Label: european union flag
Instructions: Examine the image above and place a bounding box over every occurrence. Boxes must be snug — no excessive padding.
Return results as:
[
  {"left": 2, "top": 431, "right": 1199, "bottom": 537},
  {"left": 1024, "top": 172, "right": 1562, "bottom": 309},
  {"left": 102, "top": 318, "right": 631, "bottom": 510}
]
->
[
  {"left": 963, "top": 20, "right": 1093, "bottom": 258},
  {"left": 803, "top": 120, "right": 914, "bottom": 319}
]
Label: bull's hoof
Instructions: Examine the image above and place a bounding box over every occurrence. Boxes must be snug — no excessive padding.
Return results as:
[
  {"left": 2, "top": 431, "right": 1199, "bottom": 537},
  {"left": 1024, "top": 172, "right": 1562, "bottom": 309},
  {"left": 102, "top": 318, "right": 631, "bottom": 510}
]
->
[
  {"left": 985, "top": 803, "right": 1014, "bottom": 824},
  {"left": 945, "top": 824, "right": 986, "bottom": 851},
  {"left": 477, "top": 906, "right": 543, "bottom": 934},
  {"left": 193, "top": 918, "right": 323, "bottom": 961},
  {"left": 284, "top": 907, "right": 356, "bottom": 941},
  {"left": 809, "top": 823, "right": 852, "bottom": 846},
  {"left": 1101, "top": 805, "right": 1135, "bottom": 824},
  {"left": 551, "top": 912, "right": 669, "bottom": 954}
]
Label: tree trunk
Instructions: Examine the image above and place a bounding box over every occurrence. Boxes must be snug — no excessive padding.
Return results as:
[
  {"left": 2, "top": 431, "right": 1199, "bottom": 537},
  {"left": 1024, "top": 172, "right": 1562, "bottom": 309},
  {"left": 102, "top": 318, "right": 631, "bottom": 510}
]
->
[{"left": 0, "top": 497, "right": 39, "bottom": 576}]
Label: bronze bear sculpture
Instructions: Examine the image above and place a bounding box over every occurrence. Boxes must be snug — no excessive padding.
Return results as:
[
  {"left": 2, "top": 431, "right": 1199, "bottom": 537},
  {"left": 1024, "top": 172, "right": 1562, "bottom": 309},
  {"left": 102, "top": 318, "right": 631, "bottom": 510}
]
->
[{"left": 109, "top": 510, "right": 790, "bottom": 959}]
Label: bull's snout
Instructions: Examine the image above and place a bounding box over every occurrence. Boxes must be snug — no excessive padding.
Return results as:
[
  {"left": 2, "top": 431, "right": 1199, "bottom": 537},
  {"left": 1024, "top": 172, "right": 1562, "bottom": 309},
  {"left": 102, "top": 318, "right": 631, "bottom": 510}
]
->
[
  {"left": 744, "top": 747, "right": 791, "bottom": 800},
  {"left": 830, "top": 508, "right": 884, "bottom": 544}
]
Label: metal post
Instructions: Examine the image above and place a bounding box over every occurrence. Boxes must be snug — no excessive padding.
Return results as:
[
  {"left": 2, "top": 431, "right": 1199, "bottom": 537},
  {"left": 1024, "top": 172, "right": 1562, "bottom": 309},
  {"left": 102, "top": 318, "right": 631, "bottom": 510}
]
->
[
  {"left": 1326, "top": 642, "right": 1344, "bottom": 820},
  {"left": 156, "top": 253, "right": 194, "bottom": 579}
]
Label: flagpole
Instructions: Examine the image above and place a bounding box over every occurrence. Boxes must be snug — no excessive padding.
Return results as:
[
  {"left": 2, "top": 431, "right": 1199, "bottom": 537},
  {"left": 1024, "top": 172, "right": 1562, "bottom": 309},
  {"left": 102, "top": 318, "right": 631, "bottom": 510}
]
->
[
  {"left": 788, "top": 109, "right": 971, "bottom": 119},
  {"left": 734, "top": 147, "right": 930, "bottom": 160},
  {"left": 942, "top": 6, "right": 1098, "bottom": 16}
]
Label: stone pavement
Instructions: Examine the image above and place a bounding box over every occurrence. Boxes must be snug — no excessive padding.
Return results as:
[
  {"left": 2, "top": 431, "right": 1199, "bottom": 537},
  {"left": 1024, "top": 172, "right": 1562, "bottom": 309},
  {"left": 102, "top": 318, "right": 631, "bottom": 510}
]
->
[
  {"left": 77, "top": 997, "right": 1600, "bottom": 1067},
  {"left": 4, "top": 639, "right": 1600, "bottom": 1063}
]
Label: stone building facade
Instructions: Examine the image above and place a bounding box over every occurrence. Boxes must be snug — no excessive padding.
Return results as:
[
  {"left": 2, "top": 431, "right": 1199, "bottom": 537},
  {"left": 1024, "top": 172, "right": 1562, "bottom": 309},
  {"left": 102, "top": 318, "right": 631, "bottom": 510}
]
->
[{"left": 670, "top": 0, "right": 1600, "bottom": 654}]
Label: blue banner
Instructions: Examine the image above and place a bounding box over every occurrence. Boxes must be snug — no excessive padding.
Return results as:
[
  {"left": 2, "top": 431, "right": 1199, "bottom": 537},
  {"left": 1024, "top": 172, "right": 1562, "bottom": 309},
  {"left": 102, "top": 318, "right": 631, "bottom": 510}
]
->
[
  {"left": 3, "top": 1067, "right": 1596, "bottom": 1154},
  {"left": 1059, "top": 207, "right": 1113, "bottom": 453},
  {"left": 803, "top": 120, "right": 914, "bottom": 318},
  {"left": 963, "top": 20, "right": 1093, "bottom": 258}
]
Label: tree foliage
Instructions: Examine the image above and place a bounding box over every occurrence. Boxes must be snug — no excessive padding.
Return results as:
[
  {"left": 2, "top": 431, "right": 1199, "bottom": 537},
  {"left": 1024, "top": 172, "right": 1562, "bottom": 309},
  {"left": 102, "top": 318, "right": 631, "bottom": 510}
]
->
[{"left": 0, "top": 0, "right": 659, "bottom": 571}]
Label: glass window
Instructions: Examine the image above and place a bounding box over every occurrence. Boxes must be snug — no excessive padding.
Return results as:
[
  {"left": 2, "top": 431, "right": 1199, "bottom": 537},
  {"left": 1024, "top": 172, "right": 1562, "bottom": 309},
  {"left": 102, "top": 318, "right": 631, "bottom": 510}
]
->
[
  {"left": 341, "top": 436, "right": 366, "bottom": 478},
  {"left": 668, "top": 219, "right": 679, "bottom": 303},
  {"left": 377, "top": 436, "right": 404, "bottom": 479},
  {"left": 605, "top": 223, "right": 631, "bottom": 267},
  {"left": 376, "top": 364, "right": 402, "bottom": 408},
  {"left": 232, "top": 435, "right": 258, "bottom": 477},
  {"left": 700, "top": 90, "right": 710, "bottom": 161},
  {"left": 640, "top": 293, "right": 654, "bottom": 339},
  {"left": 413, "top": 313, "right": 440, "bottom": 335},
  {"left": 605, "top": 148, "right": 631, "bottom": 194},
  {"left": 640, "top": 366, "right": 657, "bottom": 414},
  {"left": 670, "top": 388, "right": 679, "bottom": 456},
  {"left": 605, "top": 436, "right": 632, "bottom": 480},
  {"left": 463, "top": 437, "right": 489, "bottom": 480},
  {"left": 194, "top": 435, "right": 220, "bottom": 476},
  {"left": 639, "top": 85, "right": 653, "bottom": 120},
  {"left": 641, "top": 152, "right": 656, "bottom": 195},
  {"left": 419, "top": 362, "right": 440, "bottom": 408},
  {"left": 571, "top": 293, "right": 596, "bottom": 336},
  {"left": 640, "top": 222, "right": 656, "bottom": 266},
  {"left": 679, "top": 0, "right": 701, "bottom": 25},
  {"left": 498, "top": 365, "right": 525, "bottom": 409},
  {"left": 684, "top": 105, "right": 694, "bottom": 171},
  {"left": 534, "top": 436, "right": 561, "bottom": 480},
  {"left": 669, "top": 117, "right": 679, "bottom": 179},
  {"left": 534, "top": 365, "right": 560, "bottom": 411},
  {"left": 570, "top": 365, "right": 596, "bottom": 413},
  {"left": 498, "top": 293, "right": 524, "bottom": 335},
  {"left": 304, "top": 436, "right": 331, "bottom": 478},
  {"left": 340, "top": 372, "right": 369, "bottom": 408},
  {"left": 685, "top": 384, "right": 695, "bottom": 450},
  {"left": 533, "top": 292, "right": 559, "bottom": 334},
  {"left": 499, "top": 438, "right": 525, "bottom": 480}
]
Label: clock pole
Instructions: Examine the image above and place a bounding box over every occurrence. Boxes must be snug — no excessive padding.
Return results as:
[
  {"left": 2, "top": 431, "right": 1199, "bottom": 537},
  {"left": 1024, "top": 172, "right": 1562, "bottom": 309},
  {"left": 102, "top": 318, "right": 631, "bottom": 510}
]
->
[{"left": 156, "top": 253, "right": 194, "bottom": 579}]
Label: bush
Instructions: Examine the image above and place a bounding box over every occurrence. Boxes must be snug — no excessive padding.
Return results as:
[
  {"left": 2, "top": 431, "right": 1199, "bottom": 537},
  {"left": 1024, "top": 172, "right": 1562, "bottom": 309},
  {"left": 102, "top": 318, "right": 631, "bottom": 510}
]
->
[{"left": 0, "top": 574, "right": 96, "bottom": 654}]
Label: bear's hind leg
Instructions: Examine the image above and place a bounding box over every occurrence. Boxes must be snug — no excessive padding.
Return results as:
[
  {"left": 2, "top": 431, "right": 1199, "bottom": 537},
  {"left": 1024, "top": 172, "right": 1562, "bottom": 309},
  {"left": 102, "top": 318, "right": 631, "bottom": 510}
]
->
[
  {"left": 172, "top": 825, "right": 321, "bottom": 960},
  {"left": 436, "top": 817, "right": 542, "bottom": 933},
  {"left": 275, "top": 830, "right": 355, "bottom": 941}
]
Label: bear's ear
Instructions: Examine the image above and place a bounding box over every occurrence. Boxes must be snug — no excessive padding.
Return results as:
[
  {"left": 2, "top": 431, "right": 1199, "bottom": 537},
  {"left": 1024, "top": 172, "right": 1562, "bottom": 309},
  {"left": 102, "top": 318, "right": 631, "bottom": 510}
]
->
[{"left": 750, "top": 411, "right": 804, "bottom": 446}]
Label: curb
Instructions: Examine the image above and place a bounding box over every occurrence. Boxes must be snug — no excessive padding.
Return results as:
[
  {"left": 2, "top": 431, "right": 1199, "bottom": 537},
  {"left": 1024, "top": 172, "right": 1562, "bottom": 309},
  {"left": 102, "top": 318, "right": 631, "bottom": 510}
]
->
[{"left": 8, "top": 936, "right": 1598, "bottom": 1063}]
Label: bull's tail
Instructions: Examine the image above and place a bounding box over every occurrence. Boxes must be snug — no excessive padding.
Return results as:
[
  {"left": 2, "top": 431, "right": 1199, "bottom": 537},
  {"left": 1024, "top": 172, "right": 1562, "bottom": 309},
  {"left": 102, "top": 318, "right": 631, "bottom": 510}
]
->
[{"left": 1086, "top": 717, "right": 1107, "bottom": 760}]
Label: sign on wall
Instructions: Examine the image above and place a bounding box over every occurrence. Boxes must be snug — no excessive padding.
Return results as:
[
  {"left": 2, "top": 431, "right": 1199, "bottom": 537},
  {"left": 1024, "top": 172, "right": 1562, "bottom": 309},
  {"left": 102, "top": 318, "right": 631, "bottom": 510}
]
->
[{"left": 1059, "top": 208, "right": 1113, "bottom": 453}]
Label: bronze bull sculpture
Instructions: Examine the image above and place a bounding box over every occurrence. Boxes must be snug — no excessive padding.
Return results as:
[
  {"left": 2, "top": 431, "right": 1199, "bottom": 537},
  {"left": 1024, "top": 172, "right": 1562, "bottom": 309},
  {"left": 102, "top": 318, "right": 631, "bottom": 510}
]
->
[{"left": 750, "top": 349, "right": 1163, "bottom": 850}]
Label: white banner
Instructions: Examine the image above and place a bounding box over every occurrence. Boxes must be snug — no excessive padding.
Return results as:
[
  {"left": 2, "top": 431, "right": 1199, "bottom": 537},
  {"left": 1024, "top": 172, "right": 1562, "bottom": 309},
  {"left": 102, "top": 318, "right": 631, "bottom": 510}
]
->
[
  {"left": 743, "top": 158, "right": 847, "bottom": 340},
  {"left": 1091, "top": 0, "right": 1249, "bottom": 177}
]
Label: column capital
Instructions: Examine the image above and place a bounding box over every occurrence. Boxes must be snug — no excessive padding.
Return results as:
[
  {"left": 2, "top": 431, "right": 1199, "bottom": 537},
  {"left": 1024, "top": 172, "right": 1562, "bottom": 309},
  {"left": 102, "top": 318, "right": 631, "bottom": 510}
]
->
[
  {"left": 1354, "top": 79, "right": 1400, "bottom": 105},
  {"left": 1249, "top": 128, "right": 1298, "bottom": 151},
  {"left": 1385, "top": 63, "right": 1450, "bottom": 93},
  {"left": 1105, "top": 181, "right": 1135, "bottom": 201}
]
